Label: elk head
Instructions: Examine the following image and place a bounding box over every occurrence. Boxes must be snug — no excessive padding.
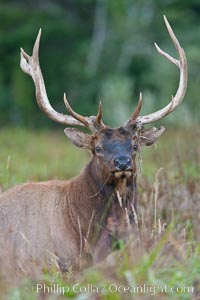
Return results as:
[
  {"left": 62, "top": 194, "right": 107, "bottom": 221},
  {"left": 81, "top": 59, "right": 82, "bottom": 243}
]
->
[{"left": 20, "top": 16, "right": 187, "bottom": 183}]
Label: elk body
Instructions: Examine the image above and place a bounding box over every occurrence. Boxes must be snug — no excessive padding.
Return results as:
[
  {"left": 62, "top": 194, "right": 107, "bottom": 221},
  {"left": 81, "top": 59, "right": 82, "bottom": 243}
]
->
[{"left": 0, "top": 16, "right": 187, "bottom": 275}]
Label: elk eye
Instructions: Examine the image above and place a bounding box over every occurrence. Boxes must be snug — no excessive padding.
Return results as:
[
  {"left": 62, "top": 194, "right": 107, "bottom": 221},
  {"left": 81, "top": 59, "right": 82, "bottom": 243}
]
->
[
  {"left": 132, "top": 144, "right": 138, "bottom": 151},
  {"left": 95, "top": 146, "right": 101, "bottom": 153}
]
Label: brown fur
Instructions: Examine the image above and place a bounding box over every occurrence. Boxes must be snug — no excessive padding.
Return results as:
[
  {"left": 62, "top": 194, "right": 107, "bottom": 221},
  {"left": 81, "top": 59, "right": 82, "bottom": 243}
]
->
[{"left": 0, "top": 126, "right": 164, "bottom": 276}]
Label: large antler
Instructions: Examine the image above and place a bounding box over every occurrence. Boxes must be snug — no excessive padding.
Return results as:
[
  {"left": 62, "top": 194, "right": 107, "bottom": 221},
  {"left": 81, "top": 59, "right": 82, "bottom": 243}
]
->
[
  {"left": 20, "top": 29, "right": 105, "bottom": 132},
  {"left": 126, "top": 15, "right": 187, "bottom": 127}
]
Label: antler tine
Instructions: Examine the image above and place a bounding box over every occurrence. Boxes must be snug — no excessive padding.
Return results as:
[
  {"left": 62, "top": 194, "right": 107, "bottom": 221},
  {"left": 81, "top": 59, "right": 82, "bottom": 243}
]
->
[
  {"left": 32, "top": 28, "right": 41, "bottom": 62},
  {"left": 64, "top": 94, "right": 105, "bottom": 132},
  {"left": 20, "top": 29, "right": 84, "bottom": 127},
  {"left": 96, "top": 101, "right": 105, "bottom": 126},
  {"left": 124, "top": 93, "right": 142, "bottom": 128},
  {"left": 63, "top": 93, "right": 89, "bottom": 127},
  {"left": 154, "top": 43, "right": 179, "bottom": 67},
  {"left": 163, "top": 15, "right": 183, "bottom": 61},
  {"left": 136, "top": 15, "right": 188, "bottom": 125}
]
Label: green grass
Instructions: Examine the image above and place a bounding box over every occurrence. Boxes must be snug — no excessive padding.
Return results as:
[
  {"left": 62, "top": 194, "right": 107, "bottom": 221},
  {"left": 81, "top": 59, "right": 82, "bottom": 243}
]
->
[
  {"left": 0, "top": 127, "right": 200, "bottom": 300},
  {"left": 0, "top": 128, "right": 89, "bottom": 190}
]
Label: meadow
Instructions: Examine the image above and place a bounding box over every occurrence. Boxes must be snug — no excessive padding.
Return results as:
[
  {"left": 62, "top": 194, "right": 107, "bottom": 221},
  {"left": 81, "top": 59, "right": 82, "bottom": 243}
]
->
[{"left": 0, "top": 127, "right": 199, "bottom": 300}]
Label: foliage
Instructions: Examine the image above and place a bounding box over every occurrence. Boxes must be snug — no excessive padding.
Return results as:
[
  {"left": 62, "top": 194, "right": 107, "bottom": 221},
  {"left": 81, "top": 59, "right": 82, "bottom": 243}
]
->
[{"left": 0, "top": 0, "right": 200, "bottom": 127}]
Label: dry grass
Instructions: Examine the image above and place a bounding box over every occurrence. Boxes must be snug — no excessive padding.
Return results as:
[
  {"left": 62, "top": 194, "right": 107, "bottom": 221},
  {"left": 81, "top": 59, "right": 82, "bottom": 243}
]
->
[{"left": 0, "top": 127, "right": 199, "bottom": 299}]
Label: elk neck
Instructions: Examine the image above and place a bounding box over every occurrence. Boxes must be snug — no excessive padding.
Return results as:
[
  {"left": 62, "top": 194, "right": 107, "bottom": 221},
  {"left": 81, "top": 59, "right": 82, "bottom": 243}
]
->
[
  {"left": 65, "top": 156, "right": 138, "bottom": 251},
  {"left": 85, "top": 156, "right": 138, "bottom": 209}
]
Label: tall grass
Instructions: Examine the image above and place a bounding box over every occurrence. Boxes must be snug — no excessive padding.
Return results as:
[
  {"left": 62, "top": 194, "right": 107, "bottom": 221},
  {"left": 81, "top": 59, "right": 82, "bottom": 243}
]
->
[{"left": 0, "top": 127, "right": 199, "bottom": 300}]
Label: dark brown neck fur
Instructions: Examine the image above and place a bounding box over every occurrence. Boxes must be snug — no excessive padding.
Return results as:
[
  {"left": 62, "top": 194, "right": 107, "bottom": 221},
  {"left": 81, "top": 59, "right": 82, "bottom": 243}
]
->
[{"left": 72, "top": 157, "right": 138, "bottom": 262}]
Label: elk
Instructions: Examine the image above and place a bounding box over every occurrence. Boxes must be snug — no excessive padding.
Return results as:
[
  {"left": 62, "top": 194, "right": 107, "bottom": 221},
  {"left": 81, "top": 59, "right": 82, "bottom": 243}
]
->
[{"left": 0, "top": 16, "right": 187, "bottom": 275}]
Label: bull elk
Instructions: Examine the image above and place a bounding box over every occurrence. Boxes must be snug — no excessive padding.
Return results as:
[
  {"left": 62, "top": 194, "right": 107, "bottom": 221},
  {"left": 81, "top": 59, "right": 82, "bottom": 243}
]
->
[{"left": 0, "top": 16, "right": 187, "bottom": 275}]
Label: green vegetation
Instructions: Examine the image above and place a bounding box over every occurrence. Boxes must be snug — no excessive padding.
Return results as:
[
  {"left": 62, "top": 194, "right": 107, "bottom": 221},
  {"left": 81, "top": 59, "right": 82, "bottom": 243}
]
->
[
  {"left": 0, "top": 1, "right": 200, "bottom": 128},
  {"left": 0, "top": 128, "right": 89, "bottom": 190},
  {"left": 0, "top": 1, "right": 200, "bottom": 299},
  {"left": 0, "top": 128, "right": 199, "bottom": 299}
]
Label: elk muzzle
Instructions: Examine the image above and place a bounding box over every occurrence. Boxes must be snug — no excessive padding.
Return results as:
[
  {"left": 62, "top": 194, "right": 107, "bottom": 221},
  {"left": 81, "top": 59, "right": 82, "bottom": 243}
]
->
[
  {"left": 114, "top": 155, "right": 131, "bottom": 171},
  {"left": 113, "top": 155, "right": 133, "bottom": 179}
]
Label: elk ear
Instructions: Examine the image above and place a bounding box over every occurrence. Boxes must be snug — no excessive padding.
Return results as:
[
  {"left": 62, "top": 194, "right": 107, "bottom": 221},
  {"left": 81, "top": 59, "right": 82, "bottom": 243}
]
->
[
  {"left": 140, "top": 126, "right": 165, "bottom": 146},
  {"left": 64, "top": 128, "right": 93, "bottom": 150}
]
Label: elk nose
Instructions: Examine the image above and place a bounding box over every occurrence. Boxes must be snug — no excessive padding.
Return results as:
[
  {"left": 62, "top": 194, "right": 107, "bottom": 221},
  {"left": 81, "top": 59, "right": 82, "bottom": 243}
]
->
[{"left": 114, "top": 155, "right": 131, "bottom": 171}]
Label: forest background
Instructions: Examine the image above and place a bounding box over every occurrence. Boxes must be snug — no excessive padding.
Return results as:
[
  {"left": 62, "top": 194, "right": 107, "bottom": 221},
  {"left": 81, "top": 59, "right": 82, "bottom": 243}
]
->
[{"left": 0, "top": 0, "right": 199, "bottom": 128}]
